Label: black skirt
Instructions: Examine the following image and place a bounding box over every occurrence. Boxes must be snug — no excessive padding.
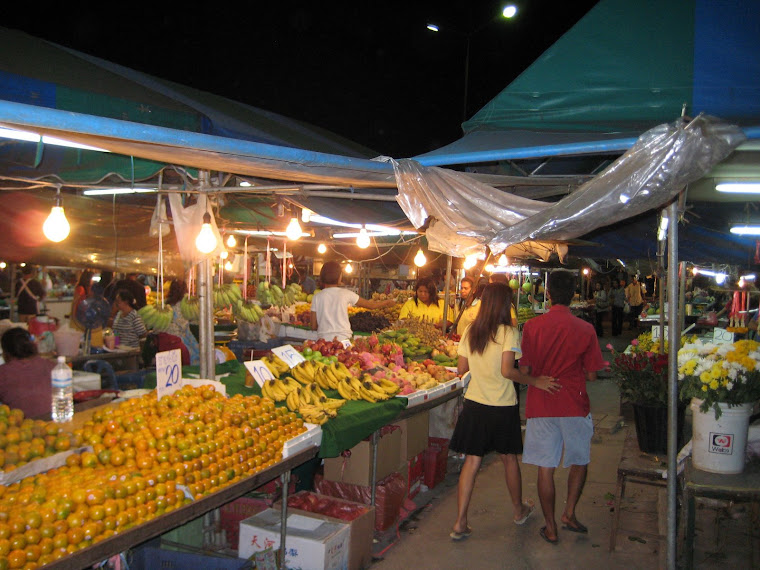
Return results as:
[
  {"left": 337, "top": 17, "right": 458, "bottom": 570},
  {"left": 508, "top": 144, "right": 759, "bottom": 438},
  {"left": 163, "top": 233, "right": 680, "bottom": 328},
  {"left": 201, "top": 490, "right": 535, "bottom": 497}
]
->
[{"left": 450, "top": 398, "right": 523, "bottom": 457}]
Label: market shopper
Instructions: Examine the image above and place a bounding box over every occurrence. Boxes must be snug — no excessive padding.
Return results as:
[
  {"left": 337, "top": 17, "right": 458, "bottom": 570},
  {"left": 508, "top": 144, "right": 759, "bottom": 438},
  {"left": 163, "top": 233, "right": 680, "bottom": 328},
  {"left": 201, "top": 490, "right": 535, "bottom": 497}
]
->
[
  {"left": 625, "top": 275, "right": 644, "bottom": 330},
  {"left": 163, "top": 279, "right": 200, "bottom": 365},
  {"left": 610, "top": 279, "right": 626, "bottom": 336},
  {"left": 0, "top": 327, "right": 55, "bottom": 419},
  {"left": 592, "top": 282, "right": 610, "bottom": 336},
  {"left": 399, "top": 277, "right": 449, "bottom": 328},
  {"left": 16, "top": 265, "right": 45, "bottom": 323},
  {"left": 456, "top": 278, "right": 486, "bottom": 336},
  {"left": 518, "top": 270, "right": 605, "bottom": 545},
  {"left": 450, "top": 283, "right": 558, "bottom": 541},
  {"left": 310, "top": 261, "right": 395, "bottom": 342},
  {"left": 112, "top": 289, "right": 147, "bottom": 348}
]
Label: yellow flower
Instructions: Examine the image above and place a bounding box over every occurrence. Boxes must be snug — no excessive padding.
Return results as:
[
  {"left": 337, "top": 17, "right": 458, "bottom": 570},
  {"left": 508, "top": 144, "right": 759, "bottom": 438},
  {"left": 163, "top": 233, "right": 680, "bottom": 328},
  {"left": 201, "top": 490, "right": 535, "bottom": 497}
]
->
[
  {"left": 701, "top": 385, "right": 708, "bottom": 392},
  {"left": 700, "top": 372, "right": 711, "bottom": 384},
  {"left": 709, "top": 380, "right": 719, "bottom": 390}
]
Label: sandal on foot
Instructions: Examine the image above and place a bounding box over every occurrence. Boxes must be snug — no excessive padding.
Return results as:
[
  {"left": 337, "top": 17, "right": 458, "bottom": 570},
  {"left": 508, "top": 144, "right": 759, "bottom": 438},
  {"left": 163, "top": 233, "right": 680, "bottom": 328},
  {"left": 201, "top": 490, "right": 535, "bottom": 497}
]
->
[
  {"left": 539, "top": 526, "right": 559, "bottom": 545},
  {"left": 450, "top": 526, "right": 473, "bottom": 541},
  {"left": 514, "top": 502, "right": 535, "bottom": 525},
  {"left": 562, "top": 519, "right": 588, "bottom": 533}
]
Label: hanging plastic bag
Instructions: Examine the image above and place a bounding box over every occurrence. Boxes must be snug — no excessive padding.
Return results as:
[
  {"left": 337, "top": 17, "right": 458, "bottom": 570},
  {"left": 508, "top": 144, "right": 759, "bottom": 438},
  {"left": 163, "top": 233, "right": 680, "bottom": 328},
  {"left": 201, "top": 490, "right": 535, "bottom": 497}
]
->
[
  {"left": 623, "top": 302, "right": 631, "bottom": 314},
  {"left": 149, "top": 195, "right": 170, "bottom": 237}
]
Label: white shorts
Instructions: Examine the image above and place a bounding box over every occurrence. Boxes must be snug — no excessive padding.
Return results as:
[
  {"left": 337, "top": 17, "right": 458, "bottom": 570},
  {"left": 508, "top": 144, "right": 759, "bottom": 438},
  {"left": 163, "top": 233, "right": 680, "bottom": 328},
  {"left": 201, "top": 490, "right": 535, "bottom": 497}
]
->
[{"left": 522, "top": 415, "right": 594, "bottom": 468}]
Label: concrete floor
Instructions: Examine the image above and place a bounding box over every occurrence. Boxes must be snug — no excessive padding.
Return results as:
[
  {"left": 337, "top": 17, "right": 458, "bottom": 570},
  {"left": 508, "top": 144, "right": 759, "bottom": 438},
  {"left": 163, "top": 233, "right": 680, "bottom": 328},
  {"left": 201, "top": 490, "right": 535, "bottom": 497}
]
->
[{"left": 370, "top": 321, "right": 760, "bottom": 569}]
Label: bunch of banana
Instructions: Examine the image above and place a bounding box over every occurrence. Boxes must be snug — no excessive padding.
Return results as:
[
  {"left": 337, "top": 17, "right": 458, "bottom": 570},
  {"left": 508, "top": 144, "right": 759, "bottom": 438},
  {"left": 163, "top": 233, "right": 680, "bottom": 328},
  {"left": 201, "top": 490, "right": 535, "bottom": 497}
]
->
[
  {"left": 335, "top": 374, "right": 398, "bottom": 403},
  {"left": 213, "top": 284, "right": 242, "bottom": 309},
  {"left": 137, "top": 303, "right": 174, "bottom": 332},
  {"left": 179, "top": 295, "right": 200, "bottom": 322},
  {"left": 260, "top": 376, "right": 300, "bottom": 402},
  {"left": 233, "top": 299, "right": 264, "bottom": 323},
  {"left": 297, "top": 404, "right": 331, "bottom": 425},
  {"left": 285, "top": 383, "right": 345, "bottom": 424},
  {"left": 261, "top": 354, "right": 290, "bottom": 378}
]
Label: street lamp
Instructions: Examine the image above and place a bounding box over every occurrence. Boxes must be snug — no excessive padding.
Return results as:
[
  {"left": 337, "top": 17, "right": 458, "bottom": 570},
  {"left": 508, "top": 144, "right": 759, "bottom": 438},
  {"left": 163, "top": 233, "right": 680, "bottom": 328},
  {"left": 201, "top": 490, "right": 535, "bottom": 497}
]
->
[{"left": 427, "top": 4, "right": 518, "bottom": 122}]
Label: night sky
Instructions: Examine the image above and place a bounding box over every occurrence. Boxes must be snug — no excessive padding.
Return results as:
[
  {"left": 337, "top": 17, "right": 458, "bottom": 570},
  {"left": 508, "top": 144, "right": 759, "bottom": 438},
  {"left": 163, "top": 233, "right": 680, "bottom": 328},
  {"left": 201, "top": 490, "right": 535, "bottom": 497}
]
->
[{"left": 4, "top": 1, "right": 599, "bottom": 158}]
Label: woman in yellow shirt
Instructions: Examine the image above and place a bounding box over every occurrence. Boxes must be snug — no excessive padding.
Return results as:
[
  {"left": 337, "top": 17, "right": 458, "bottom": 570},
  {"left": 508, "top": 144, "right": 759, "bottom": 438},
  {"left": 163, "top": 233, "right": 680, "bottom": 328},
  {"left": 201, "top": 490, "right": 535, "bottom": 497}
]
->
[{"left": 399, "top": 278, "right": 449, "bottom": 328}]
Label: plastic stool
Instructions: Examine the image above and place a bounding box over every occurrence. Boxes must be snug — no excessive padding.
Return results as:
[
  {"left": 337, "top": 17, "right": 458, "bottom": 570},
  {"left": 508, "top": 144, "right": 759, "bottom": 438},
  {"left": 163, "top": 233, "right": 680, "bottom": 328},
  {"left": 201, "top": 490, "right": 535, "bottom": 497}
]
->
[{"left": 82, "top": 360, "right": 118, "bottom": 390}]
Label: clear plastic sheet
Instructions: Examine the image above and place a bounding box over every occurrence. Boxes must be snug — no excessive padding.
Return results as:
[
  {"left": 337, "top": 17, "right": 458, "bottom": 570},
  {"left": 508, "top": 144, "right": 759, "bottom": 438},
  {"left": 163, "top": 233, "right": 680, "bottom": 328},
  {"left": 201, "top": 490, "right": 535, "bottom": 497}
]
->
[{"left": 393, "top": 115, "right": 746, "bottom": 257}]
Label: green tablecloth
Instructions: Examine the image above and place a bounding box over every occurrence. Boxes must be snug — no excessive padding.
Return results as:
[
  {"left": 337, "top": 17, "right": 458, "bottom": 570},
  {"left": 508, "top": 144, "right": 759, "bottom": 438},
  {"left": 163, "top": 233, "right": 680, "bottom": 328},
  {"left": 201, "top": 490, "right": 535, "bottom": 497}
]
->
[{"left": 144, "top": 360, "right": 408, "bottom": 459}]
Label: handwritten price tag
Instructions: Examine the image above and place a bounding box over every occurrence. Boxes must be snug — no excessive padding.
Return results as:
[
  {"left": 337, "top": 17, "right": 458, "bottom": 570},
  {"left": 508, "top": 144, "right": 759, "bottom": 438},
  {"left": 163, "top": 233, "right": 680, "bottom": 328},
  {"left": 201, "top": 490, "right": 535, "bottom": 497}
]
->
[
  {"left": 713, "top": 327, "right": 735, "bottom": 345},
  {"left": 341, "top": 339, "right": 352, "bottom": 349},
  {"left": 271, "top": 344, "right": 305, "bottom": 368},
  {"left": 243, "top": 360, "right": 276, "bottom": 388},
  {"left": 650, "top": 326, "right": 668, "bottom": 341},
  {"left": 156, "top": 349, "right": 182, "bottom": 400}
]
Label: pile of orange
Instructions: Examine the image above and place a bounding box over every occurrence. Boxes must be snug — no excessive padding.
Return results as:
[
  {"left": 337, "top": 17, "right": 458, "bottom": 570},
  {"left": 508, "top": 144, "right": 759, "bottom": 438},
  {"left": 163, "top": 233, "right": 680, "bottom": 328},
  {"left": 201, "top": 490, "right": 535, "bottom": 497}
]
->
[
  {"left": 0, "top": 405, "right": 74, "bottom": 474},
  {"left": 0, "top": 385, "right": 305, "bottom": 568}
]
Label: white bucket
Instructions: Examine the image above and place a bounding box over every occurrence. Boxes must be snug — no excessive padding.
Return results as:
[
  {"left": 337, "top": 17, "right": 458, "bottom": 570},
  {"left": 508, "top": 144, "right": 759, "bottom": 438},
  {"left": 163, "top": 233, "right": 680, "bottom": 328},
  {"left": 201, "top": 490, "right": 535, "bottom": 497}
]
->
[
  {"left": 53, "top": 327, "right": 83, "bottom": 357},
  {"left": 690, "top": 398, "right": 754, "bottom": 474}
]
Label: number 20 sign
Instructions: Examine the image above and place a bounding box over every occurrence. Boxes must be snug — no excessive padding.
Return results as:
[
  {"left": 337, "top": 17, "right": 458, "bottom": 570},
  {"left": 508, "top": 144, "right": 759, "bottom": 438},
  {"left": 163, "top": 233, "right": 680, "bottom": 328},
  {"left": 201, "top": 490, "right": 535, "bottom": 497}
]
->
[{"left": 156, "top": 349, "right": 182, "bottom": 400}]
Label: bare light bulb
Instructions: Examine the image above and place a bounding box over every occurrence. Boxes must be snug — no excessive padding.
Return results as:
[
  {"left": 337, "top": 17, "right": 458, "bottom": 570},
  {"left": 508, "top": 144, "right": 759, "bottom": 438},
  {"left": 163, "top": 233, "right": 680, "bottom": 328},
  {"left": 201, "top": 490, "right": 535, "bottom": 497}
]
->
[
  {"left": 226, "top": 234, "right": 237, "bottom": 248},
  {"left": 220, "top": 250, "right": 229, "bottom": 260},
  {"left": 463, "top": 254, "right": 478, "bottom": 270},
  {"left": 414, "top": 249, "right": 427, "bottom": 267},
  {"left": 224, "top": 261, "right": 233, "bottom": 271},
  {"left": 43, "top": 205, "right": 70, "bottom": 242},
  {"left": 317, "top": 243, "right": 327, "bottom": 255},
  {"left": 345, "top": 263, "right": 353, "bottom": 274},
  {"left": 195, "top": 212, "right": 217, "bottom": 254},
  {"left": 301, "top": 208, "right": 313, "bottom": 223},
  {"left": 485, "top": 264, "right": 495, "bottom": 273},
  {"left": 285, "top": 217, "right": 302, "bottom": 241},
  {"left": 498, "top": 254, "right": 508, "bottom": 266},
  {"left": 356, "top": 226, "right": 370, "bottom": 249}
]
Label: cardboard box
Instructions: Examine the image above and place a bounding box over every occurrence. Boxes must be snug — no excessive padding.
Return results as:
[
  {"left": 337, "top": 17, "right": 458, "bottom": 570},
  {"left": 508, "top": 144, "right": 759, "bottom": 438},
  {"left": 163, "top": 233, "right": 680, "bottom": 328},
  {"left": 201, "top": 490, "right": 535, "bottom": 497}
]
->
[
  {"left": 220, "top": 497, "right": 270, "bottom": 551},
  {"left": 391, "top": 411, "right": 429, "bottom": 461},
  {"left": 323, "top": 427, "right": 401, "bottom": 487},
  {"left": 238, "top": 508, "right": 349, "bottom": 570},
  {"left": 275, "top": 492, "right": 374, "bottom": 570},
  {"left": 398, "top": 451, "right": 425, "bottom": 500}
]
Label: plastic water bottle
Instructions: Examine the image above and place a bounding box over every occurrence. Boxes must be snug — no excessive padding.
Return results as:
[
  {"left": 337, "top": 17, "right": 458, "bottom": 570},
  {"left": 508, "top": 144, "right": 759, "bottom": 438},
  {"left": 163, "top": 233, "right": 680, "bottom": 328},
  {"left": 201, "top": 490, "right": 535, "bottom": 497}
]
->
[{"left": 51, "top": 356, "right": 74, "bottom": 423}]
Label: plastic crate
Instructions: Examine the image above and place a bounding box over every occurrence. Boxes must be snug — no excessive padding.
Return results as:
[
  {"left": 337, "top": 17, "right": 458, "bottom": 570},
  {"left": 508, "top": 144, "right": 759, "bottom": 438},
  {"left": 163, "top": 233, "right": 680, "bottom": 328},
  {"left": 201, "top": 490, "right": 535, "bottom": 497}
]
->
[
  {"left": 114, "top": 368, "right": 152, "bottom": 389},
  {"left": 130, "top": 544, "right": 252, "bottom": 570},
  {"left": 227, "top": 339, "right": 280, "bottom": 362},
  {"left": 423, "top": 437, "right": 449, "bottom": 489}
]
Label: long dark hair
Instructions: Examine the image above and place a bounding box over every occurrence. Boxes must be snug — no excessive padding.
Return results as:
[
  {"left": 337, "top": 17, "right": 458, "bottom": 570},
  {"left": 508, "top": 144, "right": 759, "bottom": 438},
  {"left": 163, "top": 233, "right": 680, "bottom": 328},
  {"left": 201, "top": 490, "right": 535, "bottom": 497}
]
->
[
  {"left": 76, "top": 269, "right": 94, "bottom": 292},
  {"left": 414, "top": 277, "right": 438, "bottom": 307},
  {"left": 467, "top": 283, "right": 513, "bottom": 355}
]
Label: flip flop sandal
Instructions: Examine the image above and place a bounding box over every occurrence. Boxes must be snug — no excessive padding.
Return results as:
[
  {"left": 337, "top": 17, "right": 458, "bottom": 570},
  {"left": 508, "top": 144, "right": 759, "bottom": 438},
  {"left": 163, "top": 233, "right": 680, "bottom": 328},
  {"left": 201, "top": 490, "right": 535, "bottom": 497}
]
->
[
  {"left": 562, "top": 520, "right": 589, "bottom": 533},
  {"left": 450, "top": 526, "right": 473, "bottom": 541},
  {"left": 540, "top": 526, "right": 559, "bottom": 545},
  {"left": 514, "top": 502, "right": 535, "bottom": 525}
]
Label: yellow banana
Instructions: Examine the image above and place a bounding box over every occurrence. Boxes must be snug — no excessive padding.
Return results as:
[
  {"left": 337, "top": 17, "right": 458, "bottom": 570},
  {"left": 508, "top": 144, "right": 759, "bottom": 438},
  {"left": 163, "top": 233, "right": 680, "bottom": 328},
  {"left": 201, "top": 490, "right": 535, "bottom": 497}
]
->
[
  {"left": 268, "top": 380, "right": 287, "bottom": 401},
  {"left": 260, "top": 378, "right": 274, "bottom": 400},
  {"left": 323, "top": 398, "right": 346, "bottom": 410},
  {"left": 336, "top": 379, "right": 359, "bottom": 401},
  {"left": 281, "top": 376, "right": 300, "bottom": 394},
  {"left": 376, "top": 378, "right": 400, "bottom": 395},
  {"left": 310, "top": 382, "right": 326, "bottom": 400},
  {"left": 286, "top": 390, "right": 300, "bottom": 411},
  {"left": 313, "top": 368, "right": 329, "bottom": 390},
  {"left": 362, "top": 381, "right": 389, "bottom": 401},
  {"left": 298, "top": 387, "right": 312, "bottom": 406}
]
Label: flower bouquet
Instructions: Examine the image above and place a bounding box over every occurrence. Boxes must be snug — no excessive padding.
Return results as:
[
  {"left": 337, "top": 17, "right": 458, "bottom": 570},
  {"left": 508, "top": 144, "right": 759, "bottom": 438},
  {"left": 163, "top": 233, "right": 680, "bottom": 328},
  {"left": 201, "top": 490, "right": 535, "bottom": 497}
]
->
[{"left": 677, "top": 338, "right": 760, "bottom": 419}]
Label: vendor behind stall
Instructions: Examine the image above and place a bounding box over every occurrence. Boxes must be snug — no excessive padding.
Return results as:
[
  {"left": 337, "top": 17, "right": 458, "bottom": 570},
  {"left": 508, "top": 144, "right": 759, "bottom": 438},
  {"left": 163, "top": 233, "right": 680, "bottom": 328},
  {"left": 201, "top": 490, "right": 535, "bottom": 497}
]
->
[
  {"left": 16, "top": 265, "right": 45, "bottom": 323},
  {"left": 0, "top": 327, "right": 54, "bottom": 419},
  {"left": 399, "top": 277, "right": 451, "bottom": 328},
  {"left": 311, "top": 261, "right": 395, "bottom": 341},
  {"left": 112, "top": 289, "right": 147, "bottom": 348}
]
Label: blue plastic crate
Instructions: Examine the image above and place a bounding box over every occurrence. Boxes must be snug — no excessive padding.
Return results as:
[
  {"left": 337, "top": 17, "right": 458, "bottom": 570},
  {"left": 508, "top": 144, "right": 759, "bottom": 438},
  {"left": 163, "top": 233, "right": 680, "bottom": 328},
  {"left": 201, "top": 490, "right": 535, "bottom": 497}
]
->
[
  {"left": 115, "top": 368, "right": 152, "bottom": 389},
  {"left": 129, "top": 545, "right": 252, "bottom": 570}
]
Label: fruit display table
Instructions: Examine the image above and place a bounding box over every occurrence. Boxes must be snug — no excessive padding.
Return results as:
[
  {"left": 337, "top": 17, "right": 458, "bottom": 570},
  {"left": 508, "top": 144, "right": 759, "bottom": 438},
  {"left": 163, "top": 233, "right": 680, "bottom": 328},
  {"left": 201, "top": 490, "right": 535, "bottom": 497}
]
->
[{"left": 43, "top": 446, "right": 318, "bottom": 570}]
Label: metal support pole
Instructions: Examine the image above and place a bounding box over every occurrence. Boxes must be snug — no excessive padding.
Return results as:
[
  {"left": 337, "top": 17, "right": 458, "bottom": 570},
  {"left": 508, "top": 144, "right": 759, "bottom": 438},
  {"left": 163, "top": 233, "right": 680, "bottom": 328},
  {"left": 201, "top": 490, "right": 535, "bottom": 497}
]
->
[
  {"left": 442, "top": 255, "right": 453, "bottom": 331},
  {"left": 198, "top": 257, "right": 216, "bottom": 381},
  {"left": 370, "top": 431, "right": 379, "bottom": 506},
  {"left": 666, "top": 199, "right": 679, "bottom": 569},
  {"left": 279, "top": 470, "right": 291, "bottom": 567},
  {"left": 679, "top": 262, "right": 687, "bottom": 331}
]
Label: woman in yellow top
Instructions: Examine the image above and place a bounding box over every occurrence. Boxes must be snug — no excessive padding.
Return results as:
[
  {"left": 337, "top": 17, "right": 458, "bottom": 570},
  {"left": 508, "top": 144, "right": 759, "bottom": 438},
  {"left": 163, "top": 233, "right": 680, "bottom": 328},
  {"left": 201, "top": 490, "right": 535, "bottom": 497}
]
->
[
  {"left": 449, "top": 282, "right": 559, "bottom": 540},
  {"left": 399, "top": 278, "right": 450, "bottom": 328}
]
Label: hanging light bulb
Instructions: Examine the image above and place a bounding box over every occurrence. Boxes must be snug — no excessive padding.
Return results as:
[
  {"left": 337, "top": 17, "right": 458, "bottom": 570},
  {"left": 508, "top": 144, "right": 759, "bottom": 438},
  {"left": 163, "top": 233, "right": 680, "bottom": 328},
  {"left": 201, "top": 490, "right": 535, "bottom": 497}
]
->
[
  {"left": 42, "top": 190, "right": 70, "bottom": 242},
  {"left": 345, "top": 262, "right": 353, "bottom": 274},
  {"left": 414, "top": 248, "right": 427, "bottom": 267},
  {"left": 356, "top": 225, "right": 370, "bottom": 249},
  {"left": 220, "top": 250, "right": 229, "bottom": 259},
  {"left": 498, "top": 254, "right": 508, "bottom": 266},
  {"left": 301, "top": 208, "right": 313, "bottom": 223},
  {"left": 224, "top": 261, "right": 233, "bottom": 271},
  {"left": 463, "top": 254, "right": 478, "bottom": 270},
  {"left": 195, "top": 211, "right": 217, "bottom": 253},
  {"left": 226, "top": 234, "right": 237, "bottom": 248},
  {"left": 317, "top": 243, "right": 327, "bottom": 255},
  {"left": 285, "top": 216, "right": 302, "bottom": 240},
  {"left": 485, "top": 264, "right": 495, "bottom": 273}
]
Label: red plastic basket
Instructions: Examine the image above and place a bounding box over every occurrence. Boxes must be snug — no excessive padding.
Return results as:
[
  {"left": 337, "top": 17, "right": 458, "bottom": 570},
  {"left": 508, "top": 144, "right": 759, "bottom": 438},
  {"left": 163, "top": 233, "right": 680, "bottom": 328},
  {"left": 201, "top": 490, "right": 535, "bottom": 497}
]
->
[{"left": 423, "top": 437, "right": 449, "bottom": 489}]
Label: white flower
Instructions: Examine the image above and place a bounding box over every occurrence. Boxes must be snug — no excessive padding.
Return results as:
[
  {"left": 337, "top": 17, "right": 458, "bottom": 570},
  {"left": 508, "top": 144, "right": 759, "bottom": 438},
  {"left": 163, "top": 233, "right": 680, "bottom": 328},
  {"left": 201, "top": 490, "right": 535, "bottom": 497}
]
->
[{"left": 727, "top": 382, "right": 734, "bottom": 390}]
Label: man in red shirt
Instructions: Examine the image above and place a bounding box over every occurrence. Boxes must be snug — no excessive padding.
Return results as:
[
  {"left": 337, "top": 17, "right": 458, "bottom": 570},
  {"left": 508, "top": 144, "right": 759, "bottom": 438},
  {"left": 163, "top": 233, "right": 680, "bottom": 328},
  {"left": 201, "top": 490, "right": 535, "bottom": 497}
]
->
[{"left": 519, "top": 270, "right": 605, "bottom": 545}]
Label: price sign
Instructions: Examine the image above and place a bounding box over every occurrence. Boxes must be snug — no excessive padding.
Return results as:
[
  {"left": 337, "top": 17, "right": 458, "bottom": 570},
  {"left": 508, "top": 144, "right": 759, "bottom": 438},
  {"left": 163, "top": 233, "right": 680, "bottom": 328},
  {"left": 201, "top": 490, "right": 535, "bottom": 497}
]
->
[
  {"left": 341, "top": 339, "right": 352, "bottom": 349},
  {"left": 244, "top": 360, "right": 276, "bottom": 388},
  {"left": 156, "top": 349, "right": 182, "bottom": 400},
  {"left": 650, "top": 326, "right": 668, "bottom": 341},
  {"left": 713, "top": 327, "right": 735, "bottom": 345},
  {"left": 271, "top": 344, "right": 305, "bottom": 368}
]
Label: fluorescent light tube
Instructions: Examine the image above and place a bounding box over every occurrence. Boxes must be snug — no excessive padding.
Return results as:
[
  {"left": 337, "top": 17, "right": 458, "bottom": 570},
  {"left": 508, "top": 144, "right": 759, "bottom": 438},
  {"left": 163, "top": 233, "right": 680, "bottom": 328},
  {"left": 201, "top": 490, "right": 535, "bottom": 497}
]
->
[
  {"left": 730, "top": 225, "right": 760, "bottom": 236},
  {"left": 83, "top": 188, "right": 156, "bottom": 196},
  {"left": 716, "top": 182, "right": 760, "bottom": 194}
]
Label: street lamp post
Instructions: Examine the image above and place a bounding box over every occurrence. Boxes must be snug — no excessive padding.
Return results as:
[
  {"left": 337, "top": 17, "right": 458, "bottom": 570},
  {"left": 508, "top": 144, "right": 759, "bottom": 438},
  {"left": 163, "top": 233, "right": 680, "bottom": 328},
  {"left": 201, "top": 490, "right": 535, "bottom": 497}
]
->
[{"left": 428, "top": 4, "right": 518, "bottom": 122}]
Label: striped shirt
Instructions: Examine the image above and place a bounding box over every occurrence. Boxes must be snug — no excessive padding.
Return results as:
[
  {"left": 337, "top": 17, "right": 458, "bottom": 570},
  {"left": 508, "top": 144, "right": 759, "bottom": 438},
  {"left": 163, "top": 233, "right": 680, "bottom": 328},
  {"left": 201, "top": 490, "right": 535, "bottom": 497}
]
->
[{"left": 113, "top": 310, "right": 146, "bottom": 348}]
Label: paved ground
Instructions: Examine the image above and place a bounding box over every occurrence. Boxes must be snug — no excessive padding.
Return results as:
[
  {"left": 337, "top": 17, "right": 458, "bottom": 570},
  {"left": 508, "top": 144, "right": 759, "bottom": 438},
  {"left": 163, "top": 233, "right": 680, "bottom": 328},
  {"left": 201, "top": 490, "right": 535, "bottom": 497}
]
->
[{"left": 369, "top": 321, "right": 760, "bottom": 569}]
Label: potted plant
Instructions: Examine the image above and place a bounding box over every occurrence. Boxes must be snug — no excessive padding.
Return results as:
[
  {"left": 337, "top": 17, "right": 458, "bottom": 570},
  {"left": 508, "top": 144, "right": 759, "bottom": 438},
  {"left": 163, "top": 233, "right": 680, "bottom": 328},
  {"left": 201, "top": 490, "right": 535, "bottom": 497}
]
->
[
  {"left": 677, "top": 338, "right": 760, "bottom": 474},
  {"left": 608, "top": 331, "right": 692, "bottom": 454}
]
